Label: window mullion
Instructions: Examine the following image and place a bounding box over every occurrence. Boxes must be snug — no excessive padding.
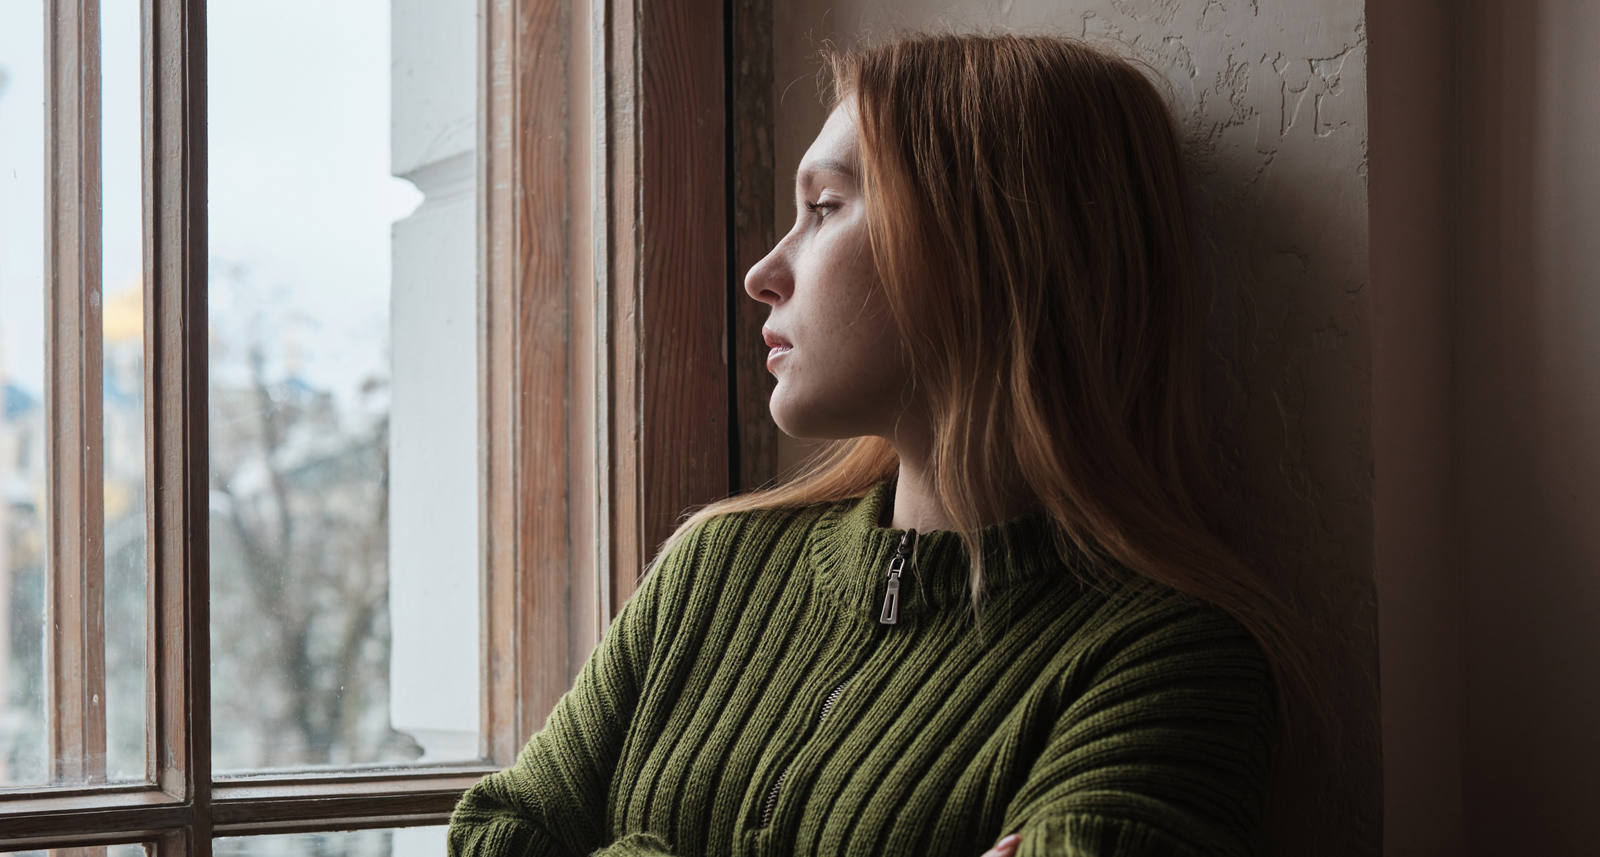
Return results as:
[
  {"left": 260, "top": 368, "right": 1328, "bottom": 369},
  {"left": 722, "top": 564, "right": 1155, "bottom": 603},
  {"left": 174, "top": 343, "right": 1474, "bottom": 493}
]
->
[
  {"left": 479, "top": 0, "right": 601, "bottom": 766},
  {"left": 598, "top": 0, "right": 643, "bottom": 634},
  {"left": 207, "top": 770, "right": 489, "bottom": 834},
  {"left": 143, "top": 0, "right": 209, "bottom": 849},
  {"left": 43, "top": 0, "right": 107, "bottom": 789},
  {"left": 154, "top": 829, "right": 189, "bottom": 857},
  {"left": 477, "top": 0, "right": 517, "bottom": 767}
]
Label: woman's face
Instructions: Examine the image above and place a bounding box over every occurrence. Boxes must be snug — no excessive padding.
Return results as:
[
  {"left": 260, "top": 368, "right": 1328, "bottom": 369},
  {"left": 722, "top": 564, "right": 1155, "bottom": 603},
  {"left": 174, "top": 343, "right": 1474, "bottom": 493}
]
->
[{"left": 744, "top": 97, "right": 915, "bottom": 442}]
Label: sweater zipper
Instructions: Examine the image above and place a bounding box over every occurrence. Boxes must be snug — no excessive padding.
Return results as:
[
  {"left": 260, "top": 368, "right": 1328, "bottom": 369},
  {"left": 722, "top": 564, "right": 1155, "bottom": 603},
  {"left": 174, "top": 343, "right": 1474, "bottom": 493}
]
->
[
  {"left": 757, "top": 531, "right": 917, "bottom": 829},
  {"left": 879, "top": 529, "right": 917, "bottom": 625},
  {"left": 757, "top": 667, "right": 857, "bottom": 828}
]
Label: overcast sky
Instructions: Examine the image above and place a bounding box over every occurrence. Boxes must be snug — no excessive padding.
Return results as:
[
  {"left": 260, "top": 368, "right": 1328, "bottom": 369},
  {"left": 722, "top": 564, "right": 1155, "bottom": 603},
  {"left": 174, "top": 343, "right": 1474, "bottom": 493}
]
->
[{"left": 1, "top": 0, "right": 424, "bottom": 404}]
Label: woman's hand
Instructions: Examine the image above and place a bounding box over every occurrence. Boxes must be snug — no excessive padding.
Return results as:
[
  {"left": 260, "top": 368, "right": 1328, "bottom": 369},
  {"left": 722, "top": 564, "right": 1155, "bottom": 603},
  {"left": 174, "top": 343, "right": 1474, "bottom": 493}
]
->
[{"left": 979, "top": 833, "right": 1020, "bottom": 857}]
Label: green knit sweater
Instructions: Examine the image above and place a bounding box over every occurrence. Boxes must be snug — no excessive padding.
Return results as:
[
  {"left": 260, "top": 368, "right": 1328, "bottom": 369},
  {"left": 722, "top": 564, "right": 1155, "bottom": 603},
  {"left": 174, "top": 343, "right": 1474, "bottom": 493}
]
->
[{"left": 448, "top": 478, "right": 1277, "bottom": 857}]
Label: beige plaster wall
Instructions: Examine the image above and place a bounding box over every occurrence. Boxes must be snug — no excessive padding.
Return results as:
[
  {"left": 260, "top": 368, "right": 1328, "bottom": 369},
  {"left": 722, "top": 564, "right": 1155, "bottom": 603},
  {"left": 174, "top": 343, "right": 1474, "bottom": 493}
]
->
[{"left": 768, "top": 2, "right": 1379, "bottom": 855}]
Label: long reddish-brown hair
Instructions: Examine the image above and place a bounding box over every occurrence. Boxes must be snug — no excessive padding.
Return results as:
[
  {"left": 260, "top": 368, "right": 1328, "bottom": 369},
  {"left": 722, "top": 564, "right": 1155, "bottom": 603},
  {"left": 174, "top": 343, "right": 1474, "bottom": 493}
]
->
[{"left": 652, "top": 32, "right": 1322, "bottom": 747}]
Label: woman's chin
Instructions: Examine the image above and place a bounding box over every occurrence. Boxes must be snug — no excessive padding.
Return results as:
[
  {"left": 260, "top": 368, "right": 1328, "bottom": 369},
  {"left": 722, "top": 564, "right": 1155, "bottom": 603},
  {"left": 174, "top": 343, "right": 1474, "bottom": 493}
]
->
[
  {"left": 768, "top": 401, "right": 807, "bottom": 439},
  {"left": 770, "top": 406, "right": 853, "bottom": 442},
  {"left": 770, "top": 383, "right": 898, "bottom": 441},
  {"left": 769, "top": 395, "right": 823, "bottom": 440}
]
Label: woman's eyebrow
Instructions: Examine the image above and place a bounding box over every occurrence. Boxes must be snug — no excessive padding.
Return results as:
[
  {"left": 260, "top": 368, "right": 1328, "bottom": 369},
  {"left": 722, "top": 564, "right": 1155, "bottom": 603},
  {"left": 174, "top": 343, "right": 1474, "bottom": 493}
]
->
[{"left": 796, "top": 158, "right": 857, "bottom": 183}]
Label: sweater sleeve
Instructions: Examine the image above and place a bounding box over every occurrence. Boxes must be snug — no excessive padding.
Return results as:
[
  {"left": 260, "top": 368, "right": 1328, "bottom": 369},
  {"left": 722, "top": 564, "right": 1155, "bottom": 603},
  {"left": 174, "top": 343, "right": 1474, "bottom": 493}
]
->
[
  {"left": 999, "top": 598, "right": 1279, "bottom": 857},
  {"left": 447, "top": 526, "right": 701, "bottom": 857}
]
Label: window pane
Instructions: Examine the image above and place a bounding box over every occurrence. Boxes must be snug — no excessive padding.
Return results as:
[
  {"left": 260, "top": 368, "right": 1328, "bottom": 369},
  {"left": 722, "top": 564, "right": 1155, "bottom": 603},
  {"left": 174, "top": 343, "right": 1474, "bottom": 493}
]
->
[
  {"left": 0, "top": 0, "right": 49, "bottom": 789},
  {"left": 215, "top": 827, "right": 445, "bottom": 857},
  {"left": 207, "top": 0, "right": 480, "bottom": 772},
  {"left": 0, "top": 0, "right": 146, "bottom": 788},
  {"left": 0, "top": 845, "right": 148, "bottom": 857},
  {"left": 101, "top": 0, "right": 149, "bottom": 786}
]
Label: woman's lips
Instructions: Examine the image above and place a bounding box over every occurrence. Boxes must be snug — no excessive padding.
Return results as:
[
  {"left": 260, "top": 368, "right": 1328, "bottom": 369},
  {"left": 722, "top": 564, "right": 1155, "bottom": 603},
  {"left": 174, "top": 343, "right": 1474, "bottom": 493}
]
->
[{"left": 762, "top": 326, "right": 793, "bottom": 373}]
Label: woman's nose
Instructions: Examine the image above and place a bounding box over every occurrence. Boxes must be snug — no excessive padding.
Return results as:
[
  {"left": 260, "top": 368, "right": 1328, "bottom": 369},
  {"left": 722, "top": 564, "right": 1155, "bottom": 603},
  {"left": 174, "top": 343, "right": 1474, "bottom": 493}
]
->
[{"left": 744, "top": 244, "right": 792, "bottom": 306}]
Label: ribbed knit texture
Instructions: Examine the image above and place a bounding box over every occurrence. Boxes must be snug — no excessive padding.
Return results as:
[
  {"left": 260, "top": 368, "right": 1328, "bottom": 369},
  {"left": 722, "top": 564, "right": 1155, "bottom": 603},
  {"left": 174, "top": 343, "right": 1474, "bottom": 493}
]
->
[{"left": 448, "top": 478, "right": 1277, "bottom": 857}]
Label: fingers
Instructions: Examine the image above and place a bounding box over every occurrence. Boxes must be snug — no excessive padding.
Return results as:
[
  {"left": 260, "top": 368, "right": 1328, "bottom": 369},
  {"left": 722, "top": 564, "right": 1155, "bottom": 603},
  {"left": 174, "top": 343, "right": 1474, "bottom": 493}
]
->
[{"left": 980, "top": 832, "right": 1020, "bottom": 857}]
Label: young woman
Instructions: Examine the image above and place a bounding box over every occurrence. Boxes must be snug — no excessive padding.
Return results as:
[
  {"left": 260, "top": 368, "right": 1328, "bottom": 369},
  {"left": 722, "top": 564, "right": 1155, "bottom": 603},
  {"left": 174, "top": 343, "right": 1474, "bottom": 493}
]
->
[{"left": 449, "top": 32, "right": 1313, "bottom": 857}]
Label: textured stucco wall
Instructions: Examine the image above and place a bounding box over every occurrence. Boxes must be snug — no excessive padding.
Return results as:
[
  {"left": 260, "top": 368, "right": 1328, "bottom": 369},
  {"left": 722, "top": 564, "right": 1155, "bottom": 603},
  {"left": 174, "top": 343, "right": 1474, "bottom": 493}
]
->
[{"left": 769, "top": 2, "right": 1378, "bottom": 855}]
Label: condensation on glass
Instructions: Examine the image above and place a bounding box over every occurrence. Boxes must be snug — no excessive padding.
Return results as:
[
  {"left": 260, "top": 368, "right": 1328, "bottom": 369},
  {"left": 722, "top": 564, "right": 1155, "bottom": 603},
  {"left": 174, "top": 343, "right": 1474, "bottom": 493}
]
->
[
  {"left": 214, "top": 827, "right": 445, "bottom": 857},
  {"left": 206, "top": 0, "right": 481, "bottom": 772},
  {"left": 0, "top": 0, "right": 147, "bottom": 788}
]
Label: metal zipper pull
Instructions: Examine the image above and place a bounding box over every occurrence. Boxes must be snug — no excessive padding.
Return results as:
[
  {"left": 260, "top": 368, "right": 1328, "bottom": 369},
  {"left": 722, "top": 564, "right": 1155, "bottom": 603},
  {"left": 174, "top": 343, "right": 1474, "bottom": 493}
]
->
[{"left": 880, "top": 529, "right": 916, "bottom": 624}]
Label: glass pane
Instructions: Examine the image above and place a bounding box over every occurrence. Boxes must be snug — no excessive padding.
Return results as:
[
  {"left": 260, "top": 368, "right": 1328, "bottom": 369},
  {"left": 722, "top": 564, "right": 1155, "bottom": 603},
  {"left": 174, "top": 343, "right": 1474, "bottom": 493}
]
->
[
  {"left": 0, "top": 845, "right": 148, "bottom": 857},
  {"left": 0, "top": 0, "right": 147, "bottom": 789},
  {"left": 216, "top": 827, "right": 445, "bottom": 857},
  {"left": 207, "top": 0, "right": 480, "bottom": 772},
  {"left": 101, "top": 0, "right": 149, "bottom": 786},
  {"left": 0, "top": 0, "right": 49, "bottom": 789}
]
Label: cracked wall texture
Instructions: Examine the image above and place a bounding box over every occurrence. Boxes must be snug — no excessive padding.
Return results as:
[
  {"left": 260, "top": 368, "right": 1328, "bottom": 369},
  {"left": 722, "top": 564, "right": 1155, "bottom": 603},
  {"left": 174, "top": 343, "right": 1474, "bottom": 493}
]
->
[{"left": 769, "top": 2, "right": 1377, "bottom": 855}]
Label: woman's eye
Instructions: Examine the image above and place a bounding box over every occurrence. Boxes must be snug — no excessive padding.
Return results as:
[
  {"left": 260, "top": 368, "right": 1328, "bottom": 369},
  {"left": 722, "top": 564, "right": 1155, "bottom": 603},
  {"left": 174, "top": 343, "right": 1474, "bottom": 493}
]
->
[{"left": 804, "top": 200, "right": 838, "bottom": 218}]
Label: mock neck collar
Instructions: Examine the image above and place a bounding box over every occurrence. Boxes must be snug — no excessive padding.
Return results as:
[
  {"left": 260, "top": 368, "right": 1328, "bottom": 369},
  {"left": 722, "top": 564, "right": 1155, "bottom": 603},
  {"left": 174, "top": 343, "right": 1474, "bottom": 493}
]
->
[{"left": 807, "top": 477, "right": 1072, "bottom": 624}]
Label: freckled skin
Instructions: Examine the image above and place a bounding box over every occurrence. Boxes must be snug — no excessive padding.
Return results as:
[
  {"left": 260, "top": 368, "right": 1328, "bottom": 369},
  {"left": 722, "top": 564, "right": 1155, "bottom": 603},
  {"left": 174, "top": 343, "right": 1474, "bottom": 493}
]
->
[{"left": 743, "top": 97, "right": 918, "bottom": 443}]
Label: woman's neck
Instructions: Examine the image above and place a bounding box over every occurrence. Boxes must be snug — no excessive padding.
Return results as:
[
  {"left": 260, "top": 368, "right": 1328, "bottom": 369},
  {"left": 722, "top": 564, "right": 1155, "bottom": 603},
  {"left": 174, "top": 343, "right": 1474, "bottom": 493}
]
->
[{"left": 887, "top": 457, "right": 1036, "bottom": 532}]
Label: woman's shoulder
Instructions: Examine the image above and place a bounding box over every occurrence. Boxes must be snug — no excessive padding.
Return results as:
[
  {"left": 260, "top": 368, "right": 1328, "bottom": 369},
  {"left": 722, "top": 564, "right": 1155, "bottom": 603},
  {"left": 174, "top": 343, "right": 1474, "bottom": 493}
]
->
[
  {"left": 705, "top": 495, "right": 842, "bottom": 533},
  {"left": 648, "top": 497, "right": 840, "bottom": 581},
  {"left": 635, "top": 499, "right": 843, "bottom": 627},
  {"left": 1056, "top": 578, "right": 1279, "bottom": 733},
  {"left": 677, "top": 497, "right": 838, "bottom": 549},
  {"left": 1077, "top": 577, "right": 1272, "bottom": 675}
]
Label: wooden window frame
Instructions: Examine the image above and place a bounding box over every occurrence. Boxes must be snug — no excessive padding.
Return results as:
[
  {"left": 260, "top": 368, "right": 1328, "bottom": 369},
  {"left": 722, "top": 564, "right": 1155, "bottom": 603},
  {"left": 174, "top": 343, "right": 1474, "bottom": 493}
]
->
[
  {"left": 43, "top": 0, "right": 108, "bottom": 794},
  {"left": 1, "top": 0, "right": 778, "bottom": 850}
]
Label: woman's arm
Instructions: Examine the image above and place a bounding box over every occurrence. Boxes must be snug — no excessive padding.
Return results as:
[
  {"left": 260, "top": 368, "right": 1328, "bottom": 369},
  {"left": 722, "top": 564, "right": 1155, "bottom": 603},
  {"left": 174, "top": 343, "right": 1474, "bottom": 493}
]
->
[
  {"left": 997, "top": 601, "right": 1280, "bottom": 857},
  {"left": 447, "top": 526, "right": 703, "bottom": 857}
]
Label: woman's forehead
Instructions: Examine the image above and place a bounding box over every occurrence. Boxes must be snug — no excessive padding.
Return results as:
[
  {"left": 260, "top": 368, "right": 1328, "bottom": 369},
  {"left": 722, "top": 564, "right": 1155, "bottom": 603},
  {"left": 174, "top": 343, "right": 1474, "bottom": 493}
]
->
[{"left": 797, "top": 103, "right": 860, "bottom": 185}]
